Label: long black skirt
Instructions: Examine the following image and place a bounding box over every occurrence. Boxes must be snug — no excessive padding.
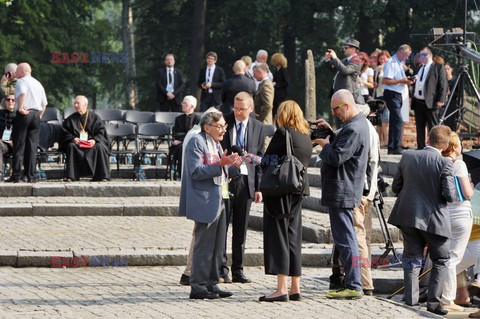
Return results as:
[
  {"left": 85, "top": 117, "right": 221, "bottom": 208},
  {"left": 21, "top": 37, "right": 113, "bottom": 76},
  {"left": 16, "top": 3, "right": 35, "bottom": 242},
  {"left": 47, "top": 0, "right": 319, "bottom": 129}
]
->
[{"left": 263, "top": 194, "right": 303, "bottom": 276}]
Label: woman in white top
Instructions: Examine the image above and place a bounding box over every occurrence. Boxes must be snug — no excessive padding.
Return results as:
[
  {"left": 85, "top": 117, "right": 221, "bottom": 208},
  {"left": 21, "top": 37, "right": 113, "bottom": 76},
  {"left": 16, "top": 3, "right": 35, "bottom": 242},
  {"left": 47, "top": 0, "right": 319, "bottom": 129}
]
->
[
  {"left": 374, "top": 51, "right": 391, "bottom": 147},
  {"left": 356, "top": 52, "right": 374, "bottom": 102},
  {"left": 440, "top": 132, "right": 474, "bottom": 312}
]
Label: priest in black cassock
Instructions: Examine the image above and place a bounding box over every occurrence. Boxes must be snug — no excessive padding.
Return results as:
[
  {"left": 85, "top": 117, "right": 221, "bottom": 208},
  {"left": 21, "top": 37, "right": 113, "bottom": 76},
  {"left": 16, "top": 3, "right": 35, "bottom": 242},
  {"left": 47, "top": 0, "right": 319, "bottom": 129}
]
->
[
  {"left": 61, "top": 95, "right": 111, "bottom": 181},
  {"left": 170, "top": 95, "right": 201, "bottom": 178}
]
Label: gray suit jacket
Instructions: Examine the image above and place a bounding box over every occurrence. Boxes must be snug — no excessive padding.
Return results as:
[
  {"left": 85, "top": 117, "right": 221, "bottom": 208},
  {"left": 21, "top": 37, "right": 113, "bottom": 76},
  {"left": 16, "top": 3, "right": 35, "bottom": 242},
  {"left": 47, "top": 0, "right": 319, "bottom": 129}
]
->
[
  {"left": 421, "top": 62, "right": 448, "bottom": 109},
  {"left": 388, "top": 148, "right": 457, "bottom": 238},
  {"left": 179, "top": 132, "right": 239, "bottom": 224},
  {"left": 324, "top": 55, "right": 362, "bottom": 94}
]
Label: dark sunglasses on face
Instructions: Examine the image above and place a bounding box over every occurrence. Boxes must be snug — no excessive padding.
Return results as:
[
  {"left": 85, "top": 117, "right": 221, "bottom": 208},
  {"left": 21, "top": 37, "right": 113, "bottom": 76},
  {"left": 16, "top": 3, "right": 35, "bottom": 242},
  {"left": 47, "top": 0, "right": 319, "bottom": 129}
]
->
[{"left": 5, "top": 98, "right": 14, "bottom": 102}]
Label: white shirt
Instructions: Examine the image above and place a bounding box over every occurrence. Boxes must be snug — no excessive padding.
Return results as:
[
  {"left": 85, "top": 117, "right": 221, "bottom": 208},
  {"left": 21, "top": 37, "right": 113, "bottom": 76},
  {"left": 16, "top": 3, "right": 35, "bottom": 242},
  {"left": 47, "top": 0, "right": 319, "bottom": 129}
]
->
[
  {"left": 205, "top": 65, "right": 216, "bottom": 93},
  {"left": 358, "top": 67, "right": 374, "bottom": 95},
  {"left": 414, "top": 61, "right": 432, "bottom": 100},
  {"left": 14, "top": 75, "right": 47, "bottom": 111},
  {"left": 166, "top": 67, "right": 174, "bottom": 86},
  {"left": 383, "top": 55, "right": 407, "bottom": 94}
]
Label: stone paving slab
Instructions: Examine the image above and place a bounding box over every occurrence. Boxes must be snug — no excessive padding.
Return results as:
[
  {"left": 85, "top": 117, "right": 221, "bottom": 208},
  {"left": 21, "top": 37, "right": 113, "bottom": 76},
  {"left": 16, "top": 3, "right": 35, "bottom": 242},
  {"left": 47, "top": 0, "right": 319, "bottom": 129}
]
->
[{"left": 0, "top": 266, "right": 440, "bottom": 318}]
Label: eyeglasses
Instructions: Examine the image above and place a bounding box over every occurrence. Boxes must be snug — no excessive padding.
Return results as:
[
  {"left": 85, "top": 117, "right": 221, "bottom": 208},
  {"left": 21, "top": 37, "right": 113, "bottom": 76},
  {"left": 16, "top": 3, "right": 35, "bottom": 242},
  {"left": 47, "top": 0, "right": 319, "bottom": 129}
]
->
[
  {"left": 5, "top": 98, "right": 14, "bottom": 102},
  {"left": 331, "top": 103, "right": 346, "bottom": 112},
  {"left": 209, "top": 123, "right": 228, "bottom": 131},
  {"left": 233, "top": 106, "right": 250, "bottom": 113}
]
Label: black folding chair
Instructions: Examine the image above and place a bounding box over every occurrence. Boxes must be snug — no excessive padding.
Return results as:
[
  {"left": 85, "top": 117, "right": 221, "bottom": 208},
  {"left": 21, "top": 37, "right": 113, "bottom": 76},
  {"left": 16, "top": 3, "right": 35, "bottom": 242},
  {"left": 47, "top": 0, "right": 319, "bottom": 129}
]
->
[
  {"left": 155, "top": 112, "right": 182, "bottom": 126},
  {"left": 105, "top": 123, "right": 138, "bottom": 179},
  {"left": 125, "top": 110, "right": 155, "bottom": 125},
  {"left": 137, "top": 123, "right": 171, "bottom": 179},
  {"left": 94, "top": 109, "right": 125, "bottom": 124},
  {"left": 41, "top": 107, "right": 62, "bottom": 124}
]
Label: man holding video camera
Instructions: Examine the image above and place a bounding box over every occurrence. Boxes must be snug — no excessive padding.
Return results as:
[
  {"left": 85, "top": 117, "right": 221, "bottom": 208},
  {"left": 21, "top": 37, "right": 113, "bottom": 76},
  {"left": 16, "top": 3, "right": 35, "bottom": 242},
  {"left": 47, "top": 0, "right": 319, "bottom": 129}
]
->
[
  {"left": 1, "top": 63, "right": 17, "bottom": 101},
  {"left": 313, "top": 89, "right": 370, "bottom": 299}
]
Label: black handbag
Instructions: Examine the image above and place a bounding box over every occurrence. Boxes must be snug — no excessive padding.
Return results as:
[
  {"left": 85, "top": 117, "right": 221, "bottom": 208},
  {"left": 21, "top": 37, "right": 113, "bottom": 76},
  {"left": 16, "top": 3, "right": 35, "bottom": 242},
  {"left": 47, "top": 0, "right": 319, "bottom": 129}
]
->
[{"left": 259, "top": 129, "right": 305, "bottom": 196}]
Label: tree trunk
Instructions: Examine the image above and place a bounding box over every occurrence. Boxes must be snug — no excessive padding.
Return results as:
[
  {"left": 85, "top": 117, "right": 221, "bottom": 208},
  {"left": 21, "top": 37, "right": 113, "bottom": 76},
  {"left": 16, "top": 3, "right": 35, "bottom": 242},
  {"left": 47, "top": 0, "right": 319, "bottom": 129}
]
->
[
  {"left": 190, "top": 0, "right": 206, "bottom": 108},
  {"left": 122, "top": 0, "right": 138, "bottom": 110}
]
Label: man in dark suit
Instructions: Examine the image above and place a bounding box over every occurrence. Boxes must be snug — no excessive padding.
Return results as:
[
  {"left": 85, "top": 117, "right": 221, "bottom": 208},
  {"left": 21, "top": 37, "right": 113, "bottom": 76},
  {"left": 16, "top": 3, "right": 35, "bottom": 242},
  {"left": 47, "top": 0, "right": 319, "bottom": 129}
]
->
[
  {"left": 219, "top": 91, "right": 264, "bottom": 283},
  {"left": 179, "top": 111, "right": 241, "bottom": 300},
  {"left": 388, "top": 125, "right": 457, "bottom": 316},
  {"left": 253, "top": 63, "right": 274, "bottom": 125},
  {"left": 323, "top": 39, "right": 363, "bottom": 102},
  {"left": 156, "top": 53, "right": 185, "bottom": 112},
  {"left": 221, "top": 60, "right": 256, "bottom": 115},
  {"left": 198, "top": 52, "right": 225, "bottom": 111},
  {"left": 412, "top": 47, "right": 448, "bottom": 149}
]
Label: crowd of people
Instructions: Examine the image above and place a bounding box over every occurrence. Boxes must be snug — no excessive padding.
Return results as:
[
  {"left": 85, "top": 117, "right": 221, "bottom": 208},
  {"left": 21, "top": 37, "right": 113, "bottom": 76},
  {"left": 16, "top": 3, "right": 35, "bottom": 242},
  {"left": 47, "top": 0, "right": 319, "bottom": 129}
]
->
[{"left": 2, "top": 42, "right": 479, "bottom": 317}]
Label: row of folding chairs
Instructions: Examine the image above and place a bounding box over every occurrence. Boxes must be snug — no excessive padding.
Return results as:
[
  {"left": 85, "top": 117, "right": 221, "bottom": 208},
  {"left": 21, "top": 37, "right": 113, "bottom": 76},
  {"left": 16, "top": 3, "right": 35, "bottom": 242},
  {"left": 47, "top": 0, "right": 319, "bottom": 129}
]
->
[{"left": 44, "top": 107, "right": 195, "bottom": 127}]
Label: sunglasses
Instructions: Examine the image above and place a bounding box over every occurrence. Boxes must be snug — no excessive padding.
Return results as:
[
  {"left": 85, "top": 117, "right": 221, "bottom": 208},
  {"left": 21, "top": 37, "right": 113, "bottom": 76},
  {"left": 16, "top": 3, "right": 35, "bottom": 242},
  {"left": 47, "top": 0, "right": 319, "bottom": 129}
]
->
[{"left": 5, "top": 98, "right": 14, "bottom": 102}]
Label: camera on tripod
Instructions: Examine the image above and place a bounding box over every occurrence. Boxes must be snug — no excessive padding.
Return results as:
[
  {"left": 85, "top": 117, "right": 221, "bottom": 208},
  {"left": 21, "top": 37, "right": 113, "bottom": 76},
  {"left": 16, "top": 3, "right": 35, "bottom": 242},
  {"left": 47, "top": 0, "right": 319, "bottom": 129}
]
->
[
  {"left": 377, "top": 175, "right": 389, "bottom": 196},
  {"left": 366, "top": 99, "right": 386, "bottom": 126}
]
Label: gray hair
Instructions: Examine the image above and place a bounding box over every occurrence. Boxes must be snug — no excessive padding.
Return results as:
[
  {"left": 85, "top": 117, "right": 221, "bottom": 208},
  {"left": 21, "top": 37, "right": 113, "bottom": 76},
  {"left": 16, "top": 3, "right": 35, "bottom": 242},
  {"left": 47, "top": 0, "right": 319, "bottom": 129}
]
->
[
  {"left": 253, "top": 62, "right": 269, "bottom": 73},
  {"left": 256, "top": 50, "right": 268, "bottom": 59},
  {"left": 199, "top": 111, "right": 223, "bottom": 131},
  {"left": 183, "top": 95, "right": 197, "bottom": 108},
  {"left": 4, "top": 63, "right": 17, "bottom": 74}
]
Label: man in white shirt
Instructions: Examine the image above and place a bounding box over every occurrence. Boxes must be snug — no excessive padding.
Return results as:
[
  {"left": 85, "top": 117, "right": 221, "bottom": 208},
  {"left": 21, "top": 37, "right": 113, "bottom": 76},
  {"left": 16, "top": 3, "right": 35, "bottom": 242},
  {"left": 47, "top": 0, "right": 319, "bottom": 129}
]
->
[
  {"left": 7, "top": 62, "right": 47, "bottom": 183},
  {"left": 249, "top": 50, "right": 273, "bottom": 90},
  {"left": 412, "top": 47, "right": 448, "bottom": 149}
]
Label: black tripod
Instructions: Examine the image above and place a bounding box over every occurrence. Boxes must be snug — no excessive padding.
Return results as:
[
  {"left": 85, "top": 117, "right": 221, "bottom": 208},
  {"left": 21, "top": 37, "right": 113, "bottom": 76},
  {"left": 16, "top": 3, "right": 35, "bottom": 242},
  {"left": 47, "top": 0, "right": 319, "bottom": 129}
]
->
[
  {"left": 371, "top": 182, "right": 400, "bottom": 268},
  {"left": 439, "top": 63, "right": 480, "bottom": 130}
]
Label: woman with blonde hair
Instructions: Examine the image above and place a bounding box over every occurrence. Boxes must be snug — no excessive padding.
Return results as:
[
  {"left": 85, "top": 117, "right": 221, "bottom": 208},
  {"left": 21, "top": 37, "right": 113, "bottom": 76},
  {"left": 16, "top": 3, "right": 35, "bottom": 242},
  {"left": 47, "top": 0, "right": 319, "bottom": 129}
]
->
[
  {"left": 440, "top": 132, "right": 474, "bottom": 312},
  {"left": 259, "top": 100, "right": 312, "bottom": 302},
  {"left": 271, "top": 53, "right": 290, "bottom": 117},
  {"left": 241, "top": 55, "right": 253, "bottom": 79}
]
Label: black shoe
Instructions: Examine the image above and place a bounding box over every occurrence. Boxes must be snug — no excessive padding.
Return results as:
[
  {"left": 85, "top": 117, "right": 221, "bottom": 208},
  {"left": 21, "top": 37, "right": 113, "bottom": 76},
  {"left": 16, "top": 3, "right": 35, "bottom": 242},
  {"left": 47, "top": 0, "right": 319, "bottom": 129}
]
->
[
  {"left": 179, "top": 274, "right": 190, "bottom": 286},
  {"left": 329, "top": 275, "right": 344, "bottom": 290},
  {"left": 289, "top": 293, "right": 301, "bottom": 301},
  {"left": 189, "top": 291, "right": 220, "bottom": 300},
  {"left": 27, "top": 178, "right": 38, "bottom": 183},
  {"left": 4, "top": 177, "right": 20, "bottom": 183},
  {"left": 91, "top": 178, "right": 109, "bottom": 182},
  {"left": 387, "top": 148, "right": 403, "bottom": 155},
  {"left": 213, "top": 290, "right": 232, "bottom": 298},
  {"left": 219, "top": 275, "right": 232, "bottom": 284},
  {"left": 232, "top": 273, "right": 252, "bottom": 283},
  {"left": 427, "top": 306, "right": 448, "bottom": 316},
  {"left": 363, "top": 289, "right": 374, "bottom": 296},
  {"left": 259, "top": 294, "right": 288, "bottom": 302}
]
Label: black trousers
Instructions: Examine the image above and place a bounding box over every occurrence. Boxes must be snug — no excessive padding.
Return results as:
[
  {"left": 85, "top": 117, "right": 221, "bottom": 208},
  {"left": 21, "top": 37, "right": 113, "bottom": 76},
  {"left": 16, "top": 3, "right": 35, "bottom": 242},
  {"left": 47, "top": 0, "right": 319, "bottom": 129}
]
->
[
  {"left": 413, "top": 98, "right": 440, "bottom": 150},
  {"left": 200, "top": 93, "right": 218, "bottom": 112},
  {"left": 221, "top": 175, "right": 253, "bottom": 276},
  {"left": 263, "top": 194, "right": 303, "bottom": 276},
  {"left": 159, "top": 99, "right": 180, "bottom": 113},
  {"left": 11, "top": 110, "right": 40, "bottom": 181}
]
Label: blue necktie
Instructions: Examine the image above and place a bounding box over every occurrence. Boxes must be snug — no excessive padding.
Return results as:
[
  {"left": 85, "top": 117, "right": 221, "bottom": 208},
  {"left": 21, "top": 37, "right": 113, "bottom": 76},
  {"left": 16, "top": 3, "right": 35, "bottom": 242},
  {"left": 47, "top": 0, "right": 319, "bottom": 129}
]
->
[{"left": 236, "top": 122, "right": 244, "bottom": 149}]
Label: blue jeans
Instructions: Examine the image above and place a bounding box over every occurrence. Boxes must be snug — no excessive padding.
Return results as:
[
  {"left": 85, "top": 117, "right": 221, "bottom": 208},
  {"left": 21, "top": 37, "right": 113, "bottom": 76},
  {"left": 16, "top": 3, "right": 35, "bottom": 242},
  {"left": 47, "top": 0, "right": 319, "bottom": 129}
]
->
[{"left": 328, "top": 207, "right": 362, "bottom": 291}]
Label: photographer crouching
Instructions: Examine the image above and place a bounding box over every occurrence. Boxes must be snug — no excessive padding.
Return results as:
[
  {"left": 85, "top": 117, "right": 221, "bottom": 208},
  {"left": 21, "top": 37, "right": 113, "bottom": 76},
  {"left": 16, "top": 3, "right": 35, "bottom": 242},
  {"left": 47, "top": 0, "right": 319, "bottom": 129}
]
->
[{"left": 313, "top": 89, "right": 370, "bottom": 299}]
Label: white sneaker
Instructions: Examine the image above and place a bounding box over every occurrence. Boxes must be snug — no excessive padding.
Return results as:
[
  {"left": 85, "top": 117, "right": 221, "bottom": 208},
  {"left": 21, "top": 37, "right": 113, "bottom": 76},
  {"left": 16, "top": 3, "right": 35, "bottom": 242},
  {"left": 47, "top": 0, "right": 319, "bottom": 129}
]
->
[{"left": 442, "top": 304, "right": 464, "bottom": 312}]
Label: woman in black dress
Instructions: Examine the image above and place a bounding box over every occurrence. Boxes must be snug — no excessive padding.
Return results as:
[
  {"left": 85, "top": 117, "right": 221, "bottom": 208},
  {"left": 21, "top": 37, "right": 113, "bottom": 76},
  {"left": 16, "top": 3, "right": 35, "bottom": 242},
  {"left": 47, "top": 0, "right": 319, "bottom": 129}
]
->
[
  {"left": 259, "top": 100, "right": 313, "bottom": 302},
  {"left": 271, "top": 53, "right": 290, "bottom": 118}
]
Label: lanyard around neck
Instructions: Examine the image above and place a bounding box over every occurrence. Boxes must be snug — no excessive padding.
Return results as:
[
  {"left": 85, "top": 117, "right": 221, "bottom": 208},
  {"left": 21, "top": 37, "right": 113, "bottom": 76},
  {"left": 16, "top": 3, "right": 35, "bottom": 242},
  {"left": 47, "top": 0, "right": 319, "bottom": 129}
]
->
[{"left": 79, "top": 111, "right": 89, "bottom": 133}]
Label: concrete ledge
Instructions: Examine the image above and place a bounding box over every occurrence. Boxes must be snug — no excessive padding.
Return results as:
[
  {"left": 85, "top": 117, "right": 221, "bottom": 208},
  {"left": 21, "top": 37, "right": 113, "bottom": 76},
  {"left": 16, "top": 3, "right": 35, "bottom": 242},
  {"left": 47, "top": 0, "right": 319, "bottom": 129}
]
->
[
  {"left": 32, "top": 204, "right": 123, "bottom": 216},
  {"left": 64, "top": 184, "right": 162, "bottom": 197},
  {"left": 123, "top": 204, "right": 178, "bottom": 216},
  {"left": 32, "top": 185, "right": 65, "bottom": 196},
  {"left": 17, "top": 250, "right": 73, "bottom": 267},
  {"left": 0, "top": 204, "right": 33, "bottom": 216},
  {"left": 0, "top": 185, "right": 32, "bottom": 197}
]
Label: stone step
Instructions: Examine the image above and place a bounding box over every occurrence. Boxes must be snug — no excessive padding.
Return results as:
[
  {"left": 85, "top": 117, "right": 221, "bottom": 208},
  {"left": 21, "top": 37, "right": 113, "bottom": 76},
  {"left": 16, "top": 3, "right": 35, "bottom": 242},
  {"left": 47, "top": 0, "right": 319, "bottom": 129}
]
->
[
  {"left": 0, "top": 196, "right": 180, "bottom": 216},
  {"left": 248, "top": 203, "right": 402, "bottom": 244},
  {"left": 0, "top": 181, "right": 181, "bottom": 197}
]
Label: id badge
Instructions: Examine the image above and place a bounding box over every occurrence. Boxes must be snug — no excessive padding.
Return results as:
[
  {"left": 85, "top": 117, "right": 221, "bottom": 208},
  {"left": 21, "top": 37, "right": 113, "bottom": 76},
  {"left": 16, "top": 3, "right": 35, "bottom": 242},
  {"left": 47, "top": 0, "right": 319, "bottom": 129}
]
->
[
  {"left": 80, "top": 132, "right": 88, "bottom": 141},
  {"left": 2, "top": 128, "right": 12, "bottom": 142},
  {"left": 166, "top": 84, "right": 174, "bottom": 93},
  {"left": 240, "top": 163, "right": 248, "bottom": 175},
  {"left": 222, "top": 183, "right": 229, "bottom": 199}
]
